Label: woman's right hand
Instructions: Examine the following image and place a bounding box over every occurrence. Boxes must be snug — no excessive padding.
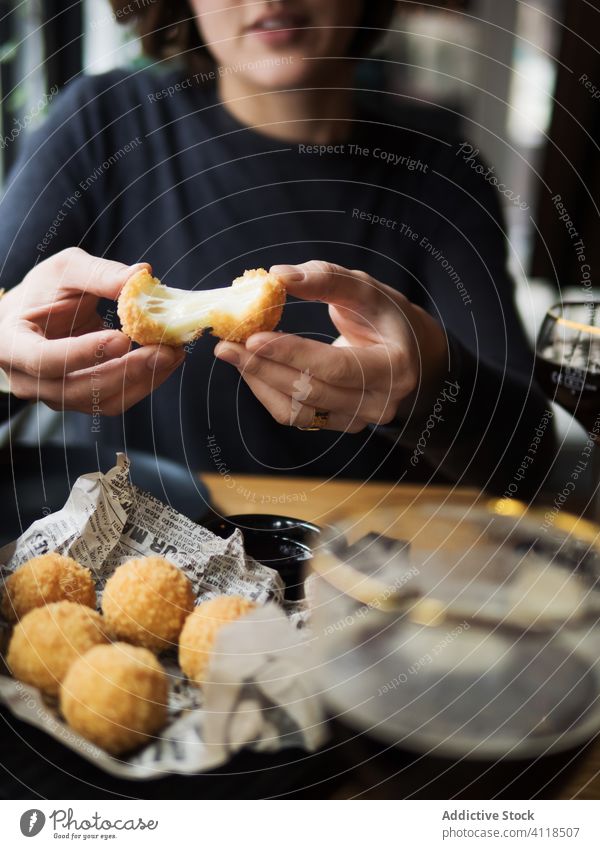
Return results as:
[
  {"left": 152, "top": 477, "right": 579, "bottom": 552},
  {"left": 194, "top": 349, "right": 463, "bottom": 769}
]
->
[{"left": 0, "top": 247, "right": 185, "bottom": 415}]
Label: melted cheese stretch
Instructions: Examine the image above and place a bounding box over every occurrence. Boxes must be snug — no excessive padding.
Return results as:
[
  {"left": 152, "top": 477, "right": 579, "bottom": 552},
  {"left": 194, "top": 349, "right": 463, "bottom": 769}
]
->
[
  {"left": 117, "top": 268, "right": 286, "bottom": 345},
  {"left": 138, "top": 275, "right": 274, "bottom": 341}
]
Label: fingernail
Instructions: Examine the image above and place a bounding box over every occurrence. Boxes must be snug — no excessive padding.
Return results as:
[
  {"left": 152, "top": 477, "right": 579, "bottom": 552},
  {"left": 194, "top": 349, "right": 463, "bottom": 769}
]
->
[
  {"left": 215, "top": 344, "right": 240, "bottom": 366},
  {"left": 147, "top": 347, "right": 178, "bottom": 371},
  {"left": 271, "top": 264, "right": 305, "bottom": 282}
]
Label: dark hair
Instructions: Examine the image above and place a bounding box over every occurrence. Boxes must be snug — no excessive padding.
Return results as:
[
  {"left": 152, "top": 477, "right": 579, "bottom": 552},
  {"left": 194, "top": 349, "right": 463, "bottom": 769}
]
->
[{"left": 110, "top": 1, "right": 397, "bottom": 73}]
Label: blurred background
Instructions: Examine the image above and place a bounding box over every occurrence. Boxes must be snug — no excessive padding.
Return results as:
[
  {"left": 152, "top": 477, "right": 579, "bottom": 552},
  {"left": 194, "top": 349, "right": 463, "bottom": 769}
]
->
[{"left": 0, "top": 0, "right": 599, "bottom": 461}]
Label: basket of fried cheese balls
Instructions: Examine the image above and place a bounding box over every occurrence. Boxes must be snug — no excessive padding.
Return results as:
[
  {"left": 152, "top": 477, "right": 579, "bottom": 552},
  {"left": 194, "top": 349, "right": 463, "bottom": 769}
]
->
[{"left": 1, "top": 552, "right": 258, "bottom": 756}]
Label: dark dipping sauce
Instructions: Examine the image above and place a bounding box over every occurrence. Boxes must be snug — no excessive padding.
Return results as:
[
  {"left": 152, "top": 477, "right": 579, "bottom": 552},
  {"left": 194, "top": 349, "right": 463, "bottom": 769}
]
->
[{"left": 204, "top": 514, "right": 321, "bottom": 601}]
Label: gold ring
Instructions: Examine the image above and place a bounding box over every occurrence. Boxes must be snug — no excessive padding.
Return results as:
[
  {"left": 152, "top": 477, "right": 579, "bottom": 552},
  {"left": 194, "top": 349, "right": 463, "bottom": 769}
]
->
[{"left": 297, "top": 409, "right": 330, "bottom": 431}]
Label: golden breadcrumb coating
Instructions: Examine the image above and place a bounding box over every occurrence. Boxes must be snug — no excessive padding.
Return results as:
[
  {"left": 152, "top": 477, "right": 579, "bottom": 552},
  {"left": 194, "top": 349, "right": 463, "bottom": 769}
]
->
[
  {"left": 7, "top": 601, "right": 109, "bottom": 697},
  {"left": 102, "top": 557, "right": 195, "bottom": 653},
  {"left": 1, "top": 553, "right": 96, "bottom": 623},
  {"left": 60, "top": 642, "right": 168, "bottom": 755},
  {"left": 178, "top": 594, "right": 257, "bottom": 685},
  {"left": 117, "top": 267, "right": 286, "bottom": 346}
]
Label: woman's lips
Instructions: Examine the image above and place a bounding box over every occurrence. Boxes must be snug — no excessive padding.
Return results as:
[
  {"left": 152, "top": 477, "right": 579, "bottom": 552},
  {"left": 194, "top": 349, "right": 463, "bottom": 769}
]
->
[{"left": 246, "top": 14, "right": 309, "bottom": 49}]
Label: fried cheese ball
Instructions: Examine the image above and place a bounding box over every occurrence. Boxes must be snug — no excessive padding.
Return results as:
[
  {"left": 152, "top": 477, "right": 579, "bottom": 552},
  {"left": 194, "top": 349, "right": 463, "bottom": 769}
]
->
[
  {"left": 60, "top": 642, "right": 168, "bottom": 755},
  {"left": 117, "top": 267, "right": 286, "bottom": 346},
  {"left": 1, "top": 552, "right": 96, "bottom": 623},
  {"left": 101, "top": 557, "right": 195, "bottom": 652},
  {"left": 7, "top": 601, "right": 109, "bottom": 696},
  {"left": 178, "top": 594, "right": 257, "bottom": 686}
]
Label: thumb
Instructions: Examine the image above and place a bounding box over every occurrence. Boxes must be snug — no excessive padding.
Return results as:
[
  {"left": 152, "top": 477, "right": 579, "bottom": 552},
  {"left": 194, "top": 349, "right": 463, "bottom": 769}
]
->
[
  {"left": 270, "top": 261, "right": 382, "bottom": 310},
  {"left": 273, "top": 260, "right": 408, "bottom": 342}
]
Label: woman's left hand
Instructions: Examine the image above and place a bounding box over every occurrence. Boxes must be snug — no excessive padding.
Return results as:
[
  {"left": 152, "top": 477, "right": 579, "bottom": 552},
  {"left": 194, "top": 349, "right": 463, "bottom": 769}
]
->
[{"left": 214, "top": 261, "right": 447, "bottom": 432}]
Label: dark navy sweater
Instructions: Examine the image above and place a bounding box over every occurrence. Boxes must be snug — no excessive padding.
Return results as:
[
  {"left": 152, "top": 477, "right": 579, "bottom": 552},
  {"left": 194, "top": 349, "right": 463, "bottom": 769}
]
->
[{"left": 0, "top": 65, "right": 554, "bottom": 493}]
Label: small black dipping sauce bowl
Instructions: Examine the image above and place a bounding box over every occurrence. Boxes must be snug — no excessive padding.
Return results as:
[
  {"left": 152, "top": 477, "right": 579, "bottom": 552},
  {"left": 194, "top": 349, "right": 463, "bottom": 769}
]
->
[{"left": 203, "top": 514, "right": 321, "bottom": 601}]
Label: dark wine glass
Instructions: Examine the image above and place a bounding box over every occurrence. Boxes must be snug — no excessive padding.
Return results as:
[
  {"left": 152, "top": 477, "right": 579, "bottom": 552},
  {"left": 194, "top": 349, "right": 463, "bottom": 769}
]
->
[
  {"left": 536, "top": 302, "right": 600, "bottom": 518},
  {"left": 535, "top": 302, "right": 600, "bottom": 438}
]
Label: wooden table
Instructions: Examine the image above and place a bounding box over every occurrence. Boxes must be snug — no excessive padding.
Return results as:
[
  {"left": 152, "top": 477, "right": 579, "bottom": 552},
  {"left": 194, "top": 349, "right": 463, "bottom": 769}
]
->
[
  {"left": 203, "top": 473, "right": 481, "bottom": 527},
  {"left": 204, "top": 474, "right": 600, "bottom": 800}
]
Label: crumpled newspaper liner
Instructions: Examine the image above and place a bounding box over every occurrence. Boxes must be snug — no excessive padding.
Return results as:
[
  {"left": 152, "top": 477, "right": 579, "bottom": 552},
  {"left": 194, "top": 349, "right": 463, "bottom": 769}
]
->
[{"left": 0, "top": 454, "right": 325, "bottom": 779}]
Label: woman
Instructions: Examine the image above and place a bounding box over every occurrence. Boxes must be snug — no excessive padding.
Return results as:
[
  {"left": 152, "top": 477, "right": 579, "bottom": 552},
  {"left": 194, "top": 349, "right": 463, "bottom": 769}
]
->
[{"left": 0, "top": 0, "right": 554, "bottom": 494}]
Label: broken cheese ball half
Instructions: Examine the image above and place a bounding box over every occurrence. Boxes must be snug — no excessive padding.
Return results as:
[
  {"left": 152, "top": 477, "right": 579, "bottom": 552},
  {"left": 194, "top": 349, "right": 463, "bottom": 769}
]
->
[{"left": 117, "top": 267, "right": 286, "bottom": 346}]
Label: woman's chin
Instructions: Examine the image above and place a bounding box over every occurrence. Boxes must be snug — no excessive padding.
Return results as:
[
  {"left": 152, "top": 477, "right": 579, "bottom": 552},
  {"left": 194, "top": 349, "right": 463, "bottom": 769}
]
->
[{"left": 233, "top": 67, "right": 328, "bottom": 92}]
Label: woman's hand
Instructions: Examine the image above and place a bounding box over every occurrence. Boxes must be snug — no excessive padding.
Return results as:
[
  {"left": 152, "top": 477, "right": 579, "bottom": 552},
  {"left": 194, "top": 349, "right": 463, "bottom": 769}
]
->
[
  {"left": 214, "top": 260, "right": 447, "bottom": 432},
  {"left": 0, "top": 247, "right": 185, "bottom": 415}
]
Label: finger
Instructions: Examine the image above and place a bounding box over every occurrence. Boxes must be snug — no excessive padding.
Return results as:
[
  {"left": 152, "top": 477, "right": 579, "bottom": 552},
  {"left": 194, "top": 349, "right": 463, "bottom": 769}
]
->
[
  {"left": 215, "top": 341, "right": 384, "bottom": 420},
  {"left": 239, "top": 370, "right": 368, "bottom": 434},
  {"left": 64, "top": 345, "right": 185, "bottom": 412},
  {"left": 45, "top": 247, "right": 151, "bottom": 300},
  {"left": 71, "top": 313, "right": 106, "bottom": 336},
  {"left": 12, "top": 345, "right": 184, "bottom": 412},
  {"left": 7, "top": 326, "right": 132, "bottom": 379},
  {"left": 328, "top": 302, "right": 388, "bottom": 346},
  {"left": 242, "top": 332, "right": 394, "bottom": 389},
  {"left": 101, "top": 349, "right": 186, "bottom": 415},
  {"left": 70, "top": 310, "right": 124, "bottom": 338}
]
